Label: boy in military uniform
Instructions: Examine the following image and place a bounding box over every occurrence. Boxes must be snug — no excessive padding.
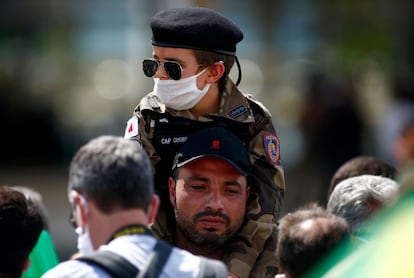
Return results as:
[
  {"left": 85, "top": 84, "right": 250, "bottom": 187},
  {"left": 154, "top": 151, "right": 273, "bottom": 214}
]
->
[{"left": 125, "top": 7, "right": 285, "bottom": 278}]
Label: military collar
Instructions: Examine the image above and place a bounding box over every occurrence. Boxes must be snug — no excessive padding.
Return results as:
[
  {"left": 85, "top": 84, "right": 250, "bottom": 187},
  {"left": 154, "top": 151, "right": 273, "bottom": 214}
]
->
[{"left": 216, "top": 79, "right": 255, "bottom": 122}]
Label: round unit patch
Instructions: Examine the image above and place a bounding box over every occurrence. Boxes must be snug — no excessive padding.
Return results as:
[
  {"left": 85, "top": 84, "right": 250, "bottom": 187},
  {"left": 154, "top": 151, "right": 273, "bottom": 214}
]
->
[{"left": 264, "top": 132, "right": 280, "bottom": 165}]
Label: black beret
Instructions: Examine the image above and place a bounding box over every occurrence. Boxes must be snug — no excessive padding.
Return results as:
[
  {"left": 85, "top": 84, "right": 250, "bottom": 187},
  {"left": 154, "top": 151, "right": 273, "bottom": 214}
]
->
[{"left": 150, "top": 7, "right": 243, "bottom": 56}]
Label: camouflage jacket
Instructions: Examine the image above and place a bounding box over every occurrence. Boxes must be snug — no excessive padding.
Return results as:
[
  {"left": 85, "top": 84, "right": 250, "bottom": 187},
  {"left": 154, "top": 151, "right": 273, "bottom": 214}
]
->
[{"left": 125, "top": 79, "right": 285, "bottom": 278}]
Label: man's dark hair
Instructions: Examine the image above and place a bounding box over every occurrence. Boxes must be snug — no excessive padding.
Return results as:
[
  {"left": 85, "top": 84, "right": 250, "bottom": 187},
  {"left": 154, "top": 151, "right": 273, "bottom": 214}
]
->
[
  {"left": 192, "top": 49, "right": 236, "bottom": 93},
  {"left": 11, "top": 185, "right": 50, "bottom": 230},
  {"left": 0, "top": 186, "right": 43, "bottom": 278},
  {"left": 328, "top": 156, "right": 397, "bottom": 198},
  {"left": 68, "top": 135, "right": 154, "bottom": 213},
  {"left": 276, "top": 203, "right": 349, "bottom": 278}
]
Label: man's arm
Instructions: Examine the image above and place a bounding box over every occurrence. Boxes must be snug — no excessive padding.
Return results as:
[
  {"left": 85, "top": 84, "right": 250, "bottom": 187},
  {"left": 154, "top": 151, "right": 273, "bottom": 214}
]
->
[{"left": 223, "top": 109, "right": 285, "bottom": 278}]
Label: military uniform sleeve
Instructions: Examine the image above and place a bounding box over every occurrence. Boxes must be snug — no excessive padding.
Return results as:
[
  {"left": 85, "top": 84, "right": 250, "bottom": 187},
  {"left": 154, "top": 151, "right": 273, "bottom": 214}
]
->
[
  {"left": 248, "top": 228, "right": 279, "bottom": 278},
  {"left": 124, "top": 107, "right": 160, "bottom": 170},
  {"left": 223, "top": 100, "right": 285, "bottom": 278}
]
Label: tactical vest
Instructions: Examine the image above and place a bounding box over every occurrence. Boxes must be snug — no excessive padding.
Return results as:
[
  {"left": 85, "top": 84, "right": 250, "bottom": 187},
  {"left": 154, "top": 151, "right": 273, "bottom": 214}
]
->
[{"left": 142, "top": 109, "right": 251, "bottom": 218}]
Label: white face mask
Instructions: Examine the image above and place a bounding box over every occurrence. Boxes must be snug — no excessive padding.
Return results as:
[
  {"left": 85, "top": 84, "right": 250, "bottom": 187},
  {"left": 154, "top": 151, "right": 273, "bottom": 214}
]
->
[
  {"left": 75, "top": 226, "right": 95, "bottom": 255},
  {"left": 154, "top": 68, "right": 211, "bottom": 110},
  {"left": 74, "top": 195, "right": 94, "bottom": 255}
]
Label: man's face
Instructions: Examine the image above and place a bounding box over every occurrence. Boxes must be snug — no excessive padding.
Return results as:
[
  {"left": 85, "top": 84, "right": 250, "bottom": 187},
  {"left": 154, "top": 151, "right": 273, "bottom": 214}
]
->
[{"left": 169, "top": 157, "right": 249, "bottom": 245}]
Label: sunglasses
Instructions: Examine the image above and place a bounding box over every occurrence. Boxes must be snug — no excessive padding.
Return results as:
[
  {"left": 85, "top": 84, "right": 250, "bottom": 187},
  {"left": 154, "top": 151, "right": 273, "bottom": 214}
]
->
[
  {"left": 142, "top": 59, "right": 183, "bottom": 80},
  {"left": 69, "top": 210, "right": 77, "bottom": 229}
]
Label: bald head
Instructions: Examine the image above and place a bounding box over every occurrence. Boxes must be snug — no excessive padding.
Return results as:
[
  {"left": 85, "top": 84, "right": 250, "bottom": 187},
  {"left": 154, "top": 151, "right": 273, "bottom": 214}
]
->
[{"left": 276, "top": 204, "right": 349, "bottom": 278}]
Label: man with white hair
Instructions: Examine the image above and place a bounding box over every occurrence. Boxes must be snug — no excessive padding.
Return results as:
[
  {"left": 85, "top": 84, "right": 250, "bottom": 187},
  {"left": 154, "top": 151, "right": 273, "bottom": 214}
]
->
[{"left": 327, "top": 174, "right": 400, "bottom": 239}]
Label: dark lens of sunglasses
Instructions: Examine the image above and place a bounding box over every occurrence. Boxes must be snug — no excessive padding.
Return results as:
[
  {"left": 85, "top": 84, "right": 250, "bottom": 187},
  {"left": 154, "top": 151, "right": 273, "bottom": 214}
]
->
[
  {"left": 69, "top": 211, "right": 77, "bottom": 229},
  {"left": 164, "top": 62, "right": 182, "bottom": 80},
  {"left": 142, "top": 60, "right": 158, "bottom": 77}
]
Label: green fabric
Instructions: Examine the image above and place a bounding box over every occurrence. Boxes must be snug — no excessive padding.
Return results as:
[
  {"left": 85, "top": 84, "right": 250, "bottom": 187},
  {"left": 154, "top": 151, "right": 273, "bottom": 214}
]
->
[
  {"left": 21, "top": 230, "right": 59, "bottom": 278},
  {"left": 302, "top": 235, "right": 357, "bottom": 278}
]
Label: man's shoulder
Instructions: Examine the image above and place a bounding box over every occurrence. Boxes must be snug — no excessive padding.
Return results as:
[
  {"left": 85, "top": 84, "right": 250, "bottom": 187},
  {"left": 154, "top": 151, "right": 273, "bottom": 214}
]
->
[
  {"left": 225, "top": 79, "right": 272, "bottom": 119},
  {"left": 242, "top": 93, "right": 272, "bottom": 118},
  {"left": 109, "top": 235, "right": 217, "bottom": 277},
  {"left": 197, "top": 256, "right": 229, "bottom": 278},
  {"left": 168, "top": 246, "right": 228, "bottom": 277},
  {"left": 250, "top": 228, "right": 279, "bottom": 278},
  {"left": 42, "top": 259, "right": 110, "bottom": 278},
  {"left": 136, "top": 92, "right": 166, "bottom": 113}
]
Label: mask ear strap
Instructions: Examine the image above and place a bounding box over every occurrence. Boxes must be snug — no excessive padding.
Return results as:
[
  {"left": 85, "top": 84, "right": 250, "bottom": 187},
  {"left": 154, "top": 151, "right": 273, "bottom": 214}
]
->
[{"left": 234, "top": 56, "right": 242, "bottom": 86}]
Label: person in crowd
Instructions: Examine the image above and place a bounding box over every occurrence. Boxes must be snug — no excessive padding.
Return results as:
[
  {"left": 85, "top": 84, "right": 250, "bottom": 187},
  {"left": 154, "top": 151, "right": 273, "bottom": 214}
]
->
[
  {"left": 299, "top": 71, "right": 364, "bottom": 202},
  {"left": 165, "top": 127, "right": 278, "bottom": 278},
  {"left": 275, "top": 203, "right": 350, "bottom": 278},
  {"left": 43, "top": 135, "right": 227, "bottom": 278},
  {"left": 322, "top": 167, "right": 414, "bottom": 277},
  {"left": 11, "top": 186, "right": 50, "bottom": 230},
  {"left": 327, "top": 174, "right": 400, "bottom": 239},
  {"left": 0, "top": 186, "right": 43, "bottom": 278},
  {"left": 306, "top": 163, "right": 399, "bottom": 277},
  {"left": 327, "top": 155, "right": 397, "bottom": 198},
  {"left": 124, "top": 7, "right": 284, "bottom": 277},
  {"left": 10, "top": 185, "right": 59, "bottom": 278},
  {"left": 392, "top": 118, "right": 414, "bottom": 169}
]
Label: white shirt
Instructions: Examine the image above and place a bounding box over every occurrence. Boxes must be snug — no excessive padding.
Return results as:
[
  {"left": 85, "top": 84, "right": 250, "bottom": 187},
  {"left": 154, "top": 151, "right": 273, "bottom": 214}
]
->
[{"left": 42, "top": 234, "right": 204, "bottom": 278}]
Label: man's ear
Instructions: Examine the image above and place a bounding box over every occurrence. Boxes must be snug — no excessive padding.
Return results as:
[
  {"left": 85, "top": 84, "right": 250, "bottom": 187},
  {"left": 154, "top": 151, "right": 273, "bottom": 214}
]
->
[
  {"left": 147, "top": 194, "right": 160, "bottom": 225},
  {"left": 168, "top": 177, "right": 176, "bottom": 207},
  {"left": 70, "top": 190, "right": 88, "bottom": 231},
  {"left": 206, "top": 61, "right": 225, "bottom": 84}
]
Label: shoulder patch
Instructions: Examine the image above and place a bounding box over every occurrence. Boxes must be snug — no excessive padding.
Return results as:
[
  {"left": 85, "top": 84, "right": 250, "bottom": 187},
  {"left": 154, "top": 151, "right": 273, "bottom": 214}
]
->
[
  {"left": 147, "top": 95, "right": 160, "bottom": 110},
  {"left": 264, "top": 132, "right": 280, "bottom": 165},
  {"left": 124, "top": 116, "right": 139, "bottom": 139},
  {"left": 228, "top": 104, "right": 248, "bottom": 118}
]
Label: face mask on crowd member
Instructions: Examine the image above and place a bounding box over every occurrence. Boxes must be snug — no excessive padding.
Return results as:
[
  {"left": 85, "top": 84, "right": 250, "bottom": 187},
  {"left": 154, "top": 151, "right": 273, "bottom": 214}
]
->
[
  {"left": 70, "top": 191, "right": 94, "bottom": 256},
  {"left": 153, "top": 68, "right": 211, "bottom": 110}
]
